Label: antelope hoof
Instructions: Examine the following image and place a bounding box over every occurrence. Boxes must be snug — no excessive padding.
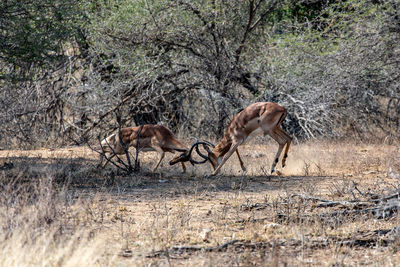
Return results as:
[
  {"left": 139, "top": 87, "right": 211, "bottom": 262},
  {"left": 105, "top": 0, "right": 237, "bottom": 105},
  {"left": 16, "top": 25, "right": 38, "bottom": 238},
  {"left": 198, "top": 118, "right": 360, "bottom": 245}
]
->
[
  {"left": 211, "top": 170, "right": 218, "bottom": 176},
  {"left": 241, "top": 166, "right": 247, "bottom": 172}
]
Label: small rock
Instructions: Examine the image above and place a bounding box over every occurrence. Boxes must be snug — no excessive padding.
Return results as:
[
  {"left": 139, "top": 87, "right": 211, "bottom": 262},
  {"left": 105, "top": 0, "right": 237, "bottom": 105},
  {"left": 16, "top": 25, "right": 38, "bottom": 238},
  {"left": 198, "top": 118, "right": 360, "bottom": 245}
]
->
[
  {"left": 251, "top": 152, "right": 265, "bottom": 159},
  {"left": 264, "top": 222, "right": 280, "bottom": 231},
  {"left": 200, "top": 228, "right": 212, "bottom": 242},
  {"left": 389, "top": 166, "right": 400, "bottom": 179},
  {"left": 120, "top": 249, "right": 132, "bottom": 258}
]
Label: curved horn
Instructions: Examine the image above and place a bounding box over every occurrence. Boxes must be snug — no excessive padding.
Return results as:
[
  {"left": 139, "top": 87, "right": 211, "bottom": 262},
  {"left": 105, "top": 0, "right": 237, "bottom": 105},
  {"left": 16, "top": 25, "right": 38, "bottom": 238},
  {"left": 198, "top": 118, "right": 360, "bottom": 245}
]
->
[
  {"left": 194, "top": 142, "right": 212, "bottom": 160},
  {"left": 196, "top": 140, "right": 215, "bottom": 159},
  {"left": 185, "top": 142, "right": 206, "bottom": 165},
  {"left": 191, "top": 137, "right": 215, "bottom": 149},
  {"left": 202, "top": 140, "right": 215, "bottom": 148},
  {"left": 186, "top": 141, "right": 214, "bottom": 165},
  {"left": 194, "top": 141, "right": 214, "bottom": 160}
]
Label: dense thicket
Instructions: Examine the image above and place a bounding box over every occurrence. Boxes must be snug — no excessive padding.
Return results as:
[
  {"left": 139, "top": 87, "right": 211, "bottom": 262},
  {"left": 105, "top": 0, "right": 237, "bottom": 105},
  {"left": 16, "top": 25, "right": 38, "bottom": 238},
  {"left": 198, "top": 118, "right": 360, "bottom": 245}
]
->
[{"left": 0, "top": 0, "right": 399, "bottom": 148}]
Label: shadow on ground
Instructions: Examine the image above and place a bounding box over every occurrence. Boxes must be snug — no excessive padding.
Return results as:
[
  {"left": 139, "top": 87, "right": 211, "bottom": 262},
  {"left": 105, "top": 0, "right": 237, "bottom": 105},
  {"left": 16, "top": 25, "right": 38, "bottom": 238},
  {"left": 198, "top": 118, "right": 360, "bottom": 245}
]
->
[{"left": 0, "top": 155, "right": 333, "bottom": 200}]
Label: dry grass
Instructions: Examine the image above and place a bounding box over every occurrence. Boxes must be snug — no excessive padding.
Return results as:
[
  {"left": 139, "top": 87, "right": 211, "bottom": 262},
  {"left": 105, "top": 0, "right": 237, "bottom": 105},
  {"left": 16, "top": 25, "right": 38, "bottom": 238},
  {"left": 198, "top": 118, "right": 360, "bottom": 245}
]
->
[{"left": 0, "top": 139, "right": 399, "bottom": 266}]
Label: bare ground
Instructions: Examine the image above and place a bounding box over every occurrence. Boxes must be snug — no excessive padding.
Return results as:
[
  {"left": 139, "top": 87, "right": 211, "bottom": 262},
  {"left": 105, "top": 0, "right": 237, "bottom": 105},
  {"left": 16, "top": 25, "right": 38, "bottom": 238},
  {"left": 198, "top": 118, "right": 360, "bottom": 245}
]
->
[{"left": 0, "top": 140, "right": 400, "bottom": 266}]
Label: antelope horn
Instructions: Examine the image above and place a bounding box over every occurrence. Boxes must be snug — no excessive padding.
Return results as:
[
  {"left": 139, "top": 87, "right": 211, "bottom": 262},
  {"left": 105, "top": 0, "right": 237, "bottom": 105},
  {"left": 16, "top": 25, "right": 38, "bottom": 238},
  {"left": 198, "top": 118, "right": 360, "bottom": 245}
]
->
[
  {"left": 194, "top": 140, "right": 215, "bottom": 160},
  {"left": 187, "top": 141, "right": 213, "bottom": 165},
  {"left": 184, "top": 142, "right": 204, "bottom": 165},
  {"left": 202, "top": 140, "right": 215, "bottom": 148}
]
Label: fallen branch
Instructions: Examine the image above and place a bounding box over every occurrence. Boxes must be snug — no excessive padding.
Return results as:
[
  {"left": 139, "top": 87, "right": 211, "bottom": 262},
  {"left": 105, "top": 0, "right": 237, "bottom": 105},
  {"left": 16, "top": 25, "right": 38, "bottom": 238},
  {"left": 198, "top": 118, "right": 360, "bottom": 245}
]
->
[
  {"left": 235, "top": 217, "right": 270, "bottom": 224},
  {"left": 146, "top": 230, "right": 398, "bottom": 258},
  {"left": 290, "top": 193, "right": 370, "bottom": 207},
  {"left": 277, "top": 202, "right": 400, "bottom": 226},
  {"left": 373, "top": 191, "right": 400, "bottom": 203},
  {"left": 239, "top": 202, "right": 270, "bottom": 211},
  {"left": 146, "top": 239, "right": 243, "bottom": 258},
  {"left": 291, "top": 192, "right": 400, "bottom": 210}
]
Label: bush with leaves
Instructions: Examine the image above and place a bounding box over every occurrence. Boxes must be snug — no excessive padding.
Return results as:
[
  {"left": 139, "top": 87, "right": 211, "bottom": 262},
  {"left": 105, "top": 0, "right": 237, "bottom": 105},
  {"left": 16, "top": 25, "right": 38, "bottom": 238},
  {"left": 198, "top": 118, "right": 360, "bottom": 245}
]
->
[{"left": 0, "top": 0, "right": 399, "bottom": 149}]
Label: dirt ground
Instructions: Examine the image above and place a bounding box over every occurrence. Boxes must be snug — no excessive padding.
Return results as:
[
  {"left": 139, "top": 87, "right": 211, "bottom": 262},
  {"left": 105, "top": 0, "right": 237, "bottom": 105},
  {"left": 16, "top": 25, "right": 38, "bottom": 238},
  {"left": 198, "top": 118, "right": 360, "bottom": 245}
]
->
[{"left": 1, "top": 140, "right": 400, "bottom": 266}]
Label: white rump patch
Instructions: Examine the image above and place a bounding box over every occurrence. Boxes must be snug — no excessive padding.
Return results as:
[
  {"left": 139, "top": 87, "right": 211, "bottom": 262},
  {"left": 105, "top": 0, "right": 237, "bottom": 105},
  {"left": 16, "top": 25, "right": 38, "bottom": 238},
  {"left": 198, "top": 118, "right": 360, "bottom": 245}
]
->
[{"left": 101, "top": 133, "right": 116, "bottom": 147}]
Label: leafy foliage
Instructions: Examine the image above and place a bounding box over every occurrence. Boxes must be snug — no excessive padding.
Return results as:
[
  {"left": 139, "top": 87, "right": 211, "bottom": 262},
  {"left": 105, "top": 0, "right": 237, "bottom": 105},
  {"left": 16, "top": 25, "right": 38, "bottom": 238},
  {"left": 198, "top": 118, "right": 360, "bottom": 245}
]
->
[
  {"left": 0, "top": 0, "right": 399, "bottom": 148},
  {"left": 0, "top": 0, "right": 85, "bottom": 69}
]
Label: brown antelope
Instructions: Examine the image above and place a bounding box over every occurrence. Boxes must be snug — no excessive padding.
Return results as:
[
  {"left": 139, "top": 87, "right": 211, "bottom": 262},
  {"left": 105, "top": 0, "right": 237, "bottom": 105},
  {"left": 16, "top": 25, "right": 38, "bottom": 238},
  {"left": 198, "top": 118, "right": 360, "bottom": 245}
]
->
[
  {"left": 98, "top": 124, "right": 188, "bottom": 172},
  {"left": 170, "top": 102, "right": 292, "bottom": 175}
]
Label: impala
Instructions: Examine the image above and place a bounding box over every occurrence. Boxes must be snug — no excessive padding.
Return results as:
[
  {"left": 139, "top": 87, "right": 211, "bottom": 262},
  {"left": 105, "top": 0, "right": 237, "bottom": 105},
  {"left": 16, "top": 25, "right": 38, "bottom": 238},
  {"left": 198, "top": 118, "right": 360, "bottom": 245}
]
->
[
  {"left": 170, "top": 102, "right": 292, "bottom": 175},
  {"left": 98, "top": 124, "right": 188, "bottom": 172}
]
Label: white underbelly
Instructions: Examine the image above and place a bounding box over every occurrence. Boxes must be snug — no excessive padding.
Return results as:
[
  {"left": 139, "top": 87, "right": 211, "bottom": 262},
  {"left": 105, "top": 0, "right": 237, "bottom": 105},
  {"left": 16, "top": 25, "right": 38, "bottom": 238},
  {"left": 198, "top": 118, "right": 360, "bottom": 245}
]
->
[
  {"left": 138, "top": 147, "right": 155, "bottom": 152},
  {"left": 243, "top": 127, "right": 263, "bottom": 144}
]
